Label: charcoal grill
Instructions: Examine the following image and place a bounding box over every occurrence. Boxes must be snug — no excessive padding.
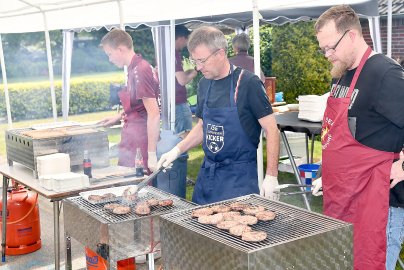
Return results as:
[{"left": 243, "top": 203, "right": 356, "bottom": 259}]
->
[
  {"left": 160, "top": 194, "right": 353, "bottom": 270},
  {"left": 63, "top": 186, "right": 196, "bottom": 269},
  {"left": 5, "top": 127, "right": 109, "bottom": 178}
]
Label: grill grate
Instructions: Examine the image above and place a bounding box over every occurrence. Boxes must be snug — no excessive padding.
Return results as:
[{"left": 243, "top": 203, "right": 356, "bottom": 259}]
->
[
  {"left": 162, "top": 194, "right": 348, "bottom": 252},
  {"left": 68, "top": 186, "right": 195, "bottom": 224}
]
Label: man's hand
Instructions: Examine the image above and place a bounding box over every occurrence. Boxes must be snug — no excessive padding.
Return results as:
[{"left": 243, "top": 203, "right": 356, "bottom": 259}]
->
[
  {"left": 312, "top": 177, "right": 323, "bottom": 196},
  {"left": 97, "top": 115, "right": 121, "bottom": 127},
  {"left": 147, "top": 152, "right": 158, "bottom": 172},
  {"left": 260, "top": 175, "right": 280, "bottom": 201},
  {"left": 390, "top": 152, "right": 404, "bottom": 188},
  {"left": 156, "top": 146, "right": 181, "bottom": 169}
]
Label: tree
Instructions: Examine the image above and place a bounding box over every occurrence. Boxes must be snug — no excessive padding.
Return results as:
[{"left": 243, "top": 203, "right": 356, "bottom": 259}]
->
[{"left": 271, "top": 21, "right": 331, "bottom": 103}]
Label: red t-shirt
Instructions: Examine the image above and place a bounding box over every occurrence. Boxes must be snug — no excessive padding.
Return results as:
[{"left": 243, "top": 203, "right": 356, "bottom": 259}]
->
[{"left": 175, "top": 50, "right": 188, "bottom": 104}]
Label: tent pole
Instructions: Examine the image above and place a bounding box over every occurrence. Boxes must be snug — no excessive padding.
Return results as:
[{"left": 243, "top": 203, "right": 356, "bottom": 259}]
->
[
  {"left": 43, "top": 13, "right": 57, "bottom": 121},
  {"left": 170, "top": 20, "right": 176, "bottom": 132},
  {"left": 62, "top": 30, "right": 74, "bottom": 121},
  {"left": 252, "top": 0, "right": 264, "bottom": 189},
  {"left": 387, "top": 0, "right": 392, "bottom": 58},
  {"left": 0, "top": 34, "right": 12, "bottom": 128}
]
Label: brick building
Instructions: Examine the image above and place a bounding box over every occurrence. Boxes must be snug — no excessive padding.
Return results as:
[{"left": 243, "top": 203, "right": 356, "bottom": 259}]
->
[{"left": 361, "top": 0, "right": 404, "bottom": 61}]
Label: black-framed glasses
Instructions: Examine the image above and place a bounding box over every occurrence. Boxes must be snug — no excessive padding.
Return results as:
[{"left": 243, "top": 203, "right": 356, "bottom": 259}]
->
[
  {"left": 318, "top": 30, "right": 350, "bottom": 55},
  {"left": 189, "top": 49, "right": 221, "bottom": 66}
]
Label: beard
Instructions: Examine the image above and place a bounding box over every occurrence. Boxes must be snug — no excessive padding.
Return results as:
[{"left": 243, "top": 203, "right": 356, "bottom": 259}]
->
[
  {"left": 330, "top": 61, "right": 349, "bottom": 78},
  {"left": 330, "top": 55, "right": 355, "bottom": 78}
]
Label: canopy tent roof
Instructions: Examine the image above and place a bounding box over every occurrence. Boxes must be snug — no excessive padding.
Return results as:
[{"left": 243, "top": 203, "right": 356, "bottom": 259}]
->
[{"left": 0, "top": 0, "right": 379, "bottom": 33}]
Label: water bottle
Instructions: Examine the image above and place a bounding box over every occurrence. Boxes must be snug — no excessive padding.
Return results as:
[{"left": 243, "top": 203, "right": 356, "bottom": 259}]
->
[
  {"left": 83, "top": 150, "right": 92, "bottom": 178},
  {"left": 135, "top": 148, "right": 144, "bottom": 177}
]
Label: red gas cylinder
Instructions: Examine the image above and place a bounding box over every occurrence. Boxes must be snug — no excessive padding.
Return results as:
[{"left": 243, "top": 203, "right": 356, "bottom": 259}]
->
[{"left": 0, "top": 185, "right": 41, "bottom": 255}]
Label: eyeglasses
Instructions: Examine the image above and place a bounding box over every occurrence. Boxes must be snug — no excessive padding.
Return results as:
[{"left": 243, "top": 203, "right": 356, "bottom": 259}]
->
[
  {"left": 189, "top": 49, "right": 221, "bottom": 66},
  {"left": 318, "top": 30, "right": 350, "bottom": 55}
]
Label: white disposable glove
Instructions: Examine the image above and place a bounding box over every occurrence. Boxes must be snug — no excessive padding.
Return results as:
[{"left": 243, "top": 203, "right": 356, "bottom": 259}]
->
[
  {"left": 312, "top": 177, "right": 323, "bottom": 196},
  {"left": 260, "top": 175, "right": 280, "bottom": 201},
  {"left": 147, "top": 152, "right": 158, "bottom": 172},
  {"left": 156, "top": 146, "right": 181, "bottom": 169}
]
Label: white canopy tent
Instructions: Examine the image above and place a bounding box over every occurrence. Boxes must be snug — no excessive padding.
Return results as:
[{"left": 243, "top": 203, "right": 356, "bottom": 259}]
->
[
  {"left": 0, "top": 0, "right": 381, "bottom": 125},
  {"left": 0, "top": 1, "right": 382, "bottom": 215}
]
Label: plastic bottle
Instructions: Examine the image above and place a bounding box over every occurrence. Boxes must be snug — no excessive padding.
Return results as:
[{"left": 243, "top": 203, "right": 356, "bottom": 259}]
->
[
  {"left": 135, "top": 148, "right": 144, "bottom": 177},
  {"left": 83, "top": 150, "right": 92, "bottom": 178}
]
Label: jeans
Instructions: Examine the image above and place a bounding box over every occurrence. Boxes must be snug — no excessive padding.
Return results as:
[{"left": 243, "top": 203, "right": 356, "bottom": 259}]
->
[
  {"left": 175, "top": 103, "right": 193, "bottom": 135},
  {"left": 386, "top": 206, "right": 404, "bottom": 270}
]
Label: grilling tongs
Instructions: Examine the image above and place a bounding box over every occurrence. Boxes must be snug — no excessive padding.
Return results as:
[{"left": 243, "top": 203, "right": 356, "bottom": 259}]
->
[
  {"left": 131, "top": 166, "right": 164, "bottom": 196},
  {"left": 274, "top": 184, "right": 321, "bottom": 195}
]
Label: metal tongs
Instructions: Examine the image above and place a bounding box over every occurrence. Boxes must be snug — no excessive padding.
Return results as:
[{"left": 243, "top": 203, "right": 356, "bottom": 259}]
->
[
  {"left": 131, "top": 166, "right": 164, "bottom": 197},
  {"left": 274, "top": 184, "right": 317, "bottom": 195}
]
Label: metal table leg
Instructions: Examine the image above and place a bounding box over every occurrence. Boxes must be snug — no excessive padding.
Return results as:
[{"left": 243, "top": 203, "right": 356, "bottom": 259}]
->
[
  {"left": 1, "top": 175, "right": 9, "bottom": 262},
  {"left": 53, "top": 200, "right": 60, "bottom": 270},
  {"left": 280, "top": 131, "right": 311, "bottom": 211},
  {"left": 147, "top": 252, "right": 155, "bottom": 270},
  {"left": 65, "top": 234, "right": 72, "bottom": 270}
]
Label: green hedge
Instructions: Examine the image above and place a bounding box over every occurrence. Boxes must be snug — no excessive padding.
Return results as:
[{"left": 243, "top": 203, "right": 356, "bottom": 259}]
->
[{"left": 0, "top": 75, "right": 124, "bottom": 121}]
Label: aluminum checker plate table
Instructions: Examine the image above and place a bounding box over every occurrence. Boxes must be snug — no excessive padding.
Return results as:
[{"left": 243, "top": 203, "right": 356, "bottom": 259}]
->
[
  {"left": 0, "top": 163, "right": 145, "bottom": 270},
  {"left": 275, "top": 111, "right": 322, "bottom": 210}
]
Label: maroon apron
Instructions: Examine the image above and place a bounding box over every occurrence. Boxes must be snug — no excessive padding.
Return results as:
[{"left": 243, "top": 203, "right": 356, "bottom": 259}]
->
[
  {"left": 321, "top": 47, "right": 398, "bottom": 269},
  {"left": 117, "top": 88, "right": 149, "bottom": 170}
]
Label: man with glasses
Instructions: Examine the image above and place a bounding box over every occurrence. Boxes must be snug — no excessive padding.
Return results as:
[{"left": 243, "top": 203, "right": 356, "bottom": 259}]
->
[
  {"left": 311, "top": 5, "right": 404, "bottom": 269},
  {"left": 157, "top": 26, "right": 280, "bottom": 205}
]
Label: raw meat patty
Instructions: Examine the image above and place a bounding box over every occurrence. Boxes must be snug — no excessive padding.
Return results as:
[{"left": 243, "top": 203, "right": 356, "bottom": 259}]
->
[
  {"left": 237, "top": 215, "right": 258, "bottom": 225},
  {"left": 216, "top": 220, "right": 240, "bottom": 230},
  {"left": 146, "top": 198, "right": 159, "bottom": 207},
  {"left": 211, "top": 204, "right": 231, "bottom": 213},
  {"left": 159, "top": 199, "right": 173, "bottom": 207},
  {"left": 222, "top": 211, "right": 241, "bottom": 221},
  {"left": 192, "top": 207, "right": 214, "bottom": 218},
  {"left": 255, "top": 211, "right": 276, "bottom": 221},
  {"left": 135, "top": 202, "right": 151, "bottom": 215},
  {"left": 101, "top": 193, "right": 116, "bottom": 200},
  {"left": 241, "top": 231, "right": 267, "bottom": 242},
  {"left": 88, "top": 195, "right": 103, "bottom": 202},
  {"left": 243, "top": 205, "right": 265, "bottom": 215},
  {"left": 229, "top": 202, "right": 249, "bottom": 211},
  {"left": 112, "top": 205, "right": 131, "bottom": 215},
  {"left": 104, "top": 203, "right": 121, "bottom": 210},
  {"left": 229, "top": 224, "right": 252, "bottom": 236},
  {"left": 198, "top": 213, "right": 224, "bottom": 225}
]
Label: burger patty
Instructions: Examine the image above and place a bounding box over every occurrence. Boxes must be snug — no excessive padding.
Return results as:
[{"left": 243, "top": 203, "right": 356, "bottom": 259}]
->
[
  {"left": 229, "top": 202, "right": 250, "bottom": 211},
  {"left": 198, "top": 213, "right": 224, "bottom": 225},
  {"left": 211, "top": 204, "right": 231, "bottom": 213},
  {"left": 101, "top": 193, "right": 117, "bottom": 200},
  {"left": 237, "top": 215, "right": 258, "bottom": 225},
  {"left": 255, "top": 210, "right": 276, "bottom": 221},
  {"left": 104, "top": 203, "right": 121, "bottom": 211},
  {"left": 243, "top": 205, "right": 265, "bottom": 215},
  {"left": 135, "top": 202, "right": 151, "bottom": 215},
  {"left": 192, "top": 207, "right": 214, "bottom": 218},
  {"left": 229, "top": 224, "right": 252, "bottom": 236},
  {"left": 222, "top": 211, "right": 241, "bottom": 221},
  {"left": 112, "top": 205, "right": 131, "bottom": 215},
  {"left": 159, "top": 199, "right": 173, "bottom": 207},
  {"left": 88, "top": 195, "right": 103, "bottom": 202},
  {"left": 146, "top": 198, "right": 159, "bottom": 207},
  {"left": 241, "top": 231, "right": 267, "bottom": 242},
  {"left": 216, "top": 220, "right": 240, "bottom": 230}
]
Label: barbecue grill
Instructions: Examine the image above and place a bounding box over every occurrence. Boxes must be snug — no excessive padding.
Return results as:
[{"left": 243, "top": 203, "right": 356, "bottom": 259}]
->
[
  {"left": 5, "top": 127, "right": 109, "bottom": 178},
  {"left": 63, "top": 186, "right": 196, "bottom": 269},
  {"left": 160, "top": 194, "right": 353, "bottom": 270}
]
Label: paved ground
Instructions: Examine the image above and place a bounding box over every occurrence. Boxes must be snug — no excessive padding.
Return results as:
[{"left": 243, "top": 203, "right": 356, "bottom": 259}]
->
[{"left": 0, "top": 189, "right": 163, "bottom": 270}]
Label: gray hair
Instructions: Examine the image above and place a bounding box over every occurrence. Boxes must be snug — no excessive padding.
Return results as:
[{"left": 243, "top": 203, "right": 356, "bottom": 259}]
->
[
  {"left": 232, "top": 33, "right": 250, "bottom": 52},
  {"left": 100, "top": 28, "right": 133, "bottom": 49},
  {"left": 187, "top": 26, "right": 228, "bottom": 53}
]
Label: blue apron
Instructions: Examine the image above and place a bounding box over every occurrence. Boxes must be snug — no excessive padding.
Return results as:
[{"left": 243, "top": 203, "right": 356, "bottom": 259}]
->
[{"left": 192, "top": 66, "right": 259, "bottom": 205}]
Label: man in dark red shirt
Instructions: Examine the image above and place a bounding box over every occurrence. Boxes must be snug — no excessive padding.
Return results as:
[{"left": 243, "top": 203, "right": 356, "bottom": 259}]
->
[
  {"left": 99, "top": 29, "right": 160, "bottom": 173},
  {"left": 174, "top": 25, "right": 198, "bottom": 136}
]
